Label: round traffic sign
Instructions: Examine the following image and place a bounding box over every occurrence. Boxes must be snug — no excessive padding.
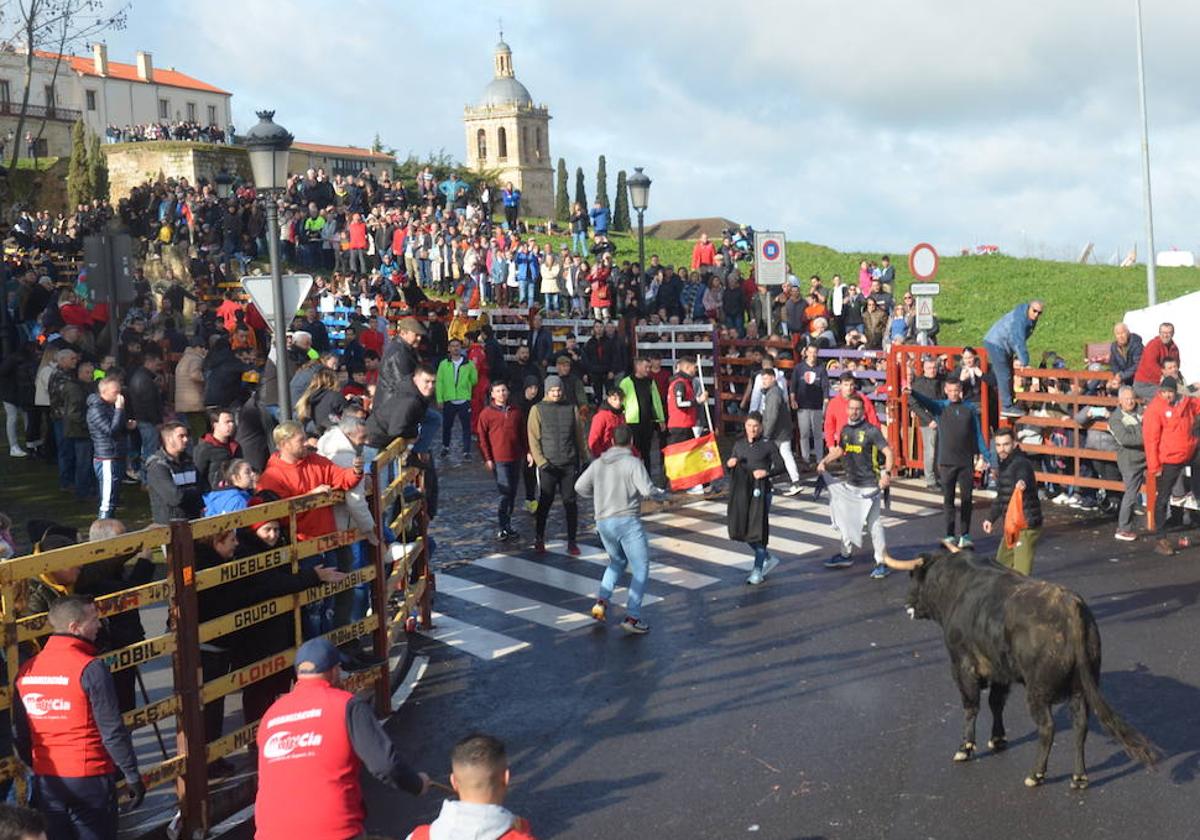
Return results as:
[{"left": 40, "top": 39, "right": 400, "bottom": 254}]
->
[
  {"left": 761, "top": 240, "right": 782, "bottom": 261},
  {"left": 908, "top": 243, "right": 939, "bottom": 281}
]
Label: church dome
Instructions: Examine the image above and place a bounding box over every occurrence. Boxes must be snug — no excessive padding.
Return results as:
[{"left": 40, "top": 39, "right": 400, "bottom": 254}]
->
[{"left": 481, "top": 76, "right": 533, "bottom": 108}]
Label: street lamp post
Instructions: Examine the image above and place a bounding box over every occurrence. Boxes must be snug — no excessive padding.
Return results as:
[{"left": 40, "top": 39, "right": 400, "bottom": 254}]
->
[
  {"left": 627, "top": 167, "right": 652, "bottom": 277},
  {"left": 1134, "top": 0, "right": 1157, "bottom": 305},
  {"left": 214, "top": 167, "right": 233, "bottom": 200},
  {"left": 243, "top": 110, "right": 295, "bottom": 419}
]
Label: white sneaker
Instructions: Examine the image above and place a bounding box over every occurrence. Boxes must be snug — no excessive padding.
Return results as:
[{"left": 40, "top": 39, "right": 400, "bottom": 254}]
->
[
  {"left": 761, "top": 555, "right": 780, "bottom": 578},
  {"left": 686, "top": 485, "right": 706, "bottom": 495},
  {"left": 782, "top": 483, "right": 803, "bottom": 496},
  {"left": 8, "top": 447, "right": 27, "bottom": 458},
  {"left": 1185, "top": 494, "right": 1199, "bottom": 511},
  {"left": 1051, "top": 493, "right": 1071, "bottom": 505}
]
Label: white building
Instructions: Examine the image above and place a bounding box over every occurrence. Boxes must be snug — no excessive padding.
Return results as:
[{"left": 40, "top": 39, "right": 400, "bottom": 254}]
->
[{"left": 0, "top": 45, "right": 232, "bottom": 158}]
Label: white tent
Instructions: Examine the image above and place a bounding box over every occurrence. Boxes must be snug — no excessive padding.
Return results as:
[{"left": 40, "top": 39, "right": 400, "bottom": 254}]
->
[{"left": 1124, "top": 290, "right": 1200, "bottom": 383}]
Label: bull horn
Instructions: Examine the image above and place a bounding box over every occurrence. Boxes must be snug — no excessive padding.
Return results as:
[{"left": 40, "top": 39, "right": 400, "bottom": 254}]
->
[{"left": 883, "top": 553, "right": 924, "bottom": 571}]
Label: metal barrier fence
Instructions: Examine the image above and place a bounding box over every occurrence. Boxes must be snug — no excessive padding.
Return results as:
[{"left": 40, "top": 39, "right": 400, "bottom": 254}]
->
[{"left": 0, "top": 450, "right": 427, "bottom": 836}]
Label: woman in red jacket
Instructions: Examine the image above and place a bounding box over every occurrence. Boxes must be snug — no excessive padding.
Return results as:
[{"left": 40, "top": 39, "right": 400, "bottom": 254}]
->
[{"left": 588, "top": 258, "right": 613, "bottom": 320}]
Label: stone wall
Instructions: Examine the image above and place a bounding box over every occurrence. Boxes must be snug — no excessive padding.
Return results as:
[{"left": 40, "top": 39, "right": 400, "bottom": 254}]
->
[
  {"left": 102, "top": 142, "right": 252, "bottom": 201},
  {"left": 3, "top": 158, "right": 70, "bottom": 214}
]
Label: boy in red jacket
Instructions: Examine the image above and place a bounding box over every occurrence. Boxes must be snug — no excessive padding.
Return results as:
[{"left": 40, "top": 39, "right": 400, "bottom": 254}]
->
[
  {"left": 588, "top": 387, "right": 635, "bottom": 458},
  {"left": 477, "top": 381, "right": 528, "bottom": 542},
  {"left": 406, "top": 733, "right": 537, "bottom": 840}
]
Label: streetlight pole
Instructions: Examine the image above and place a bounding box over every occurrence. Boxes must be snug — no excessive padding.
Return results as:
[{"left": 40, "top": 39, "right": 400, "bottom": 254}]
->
[
  {"left": 627, "top": 167, "right": 652, "bottom": 285},
  {"left": 1135, "top": 0, "right": 1157, "bottom": 305},
  {"left": 244, "top": 110, "right": 295, "bottom": 419},
  {"left": 263, "top": 199, "right": 290, "bottom": 418}
]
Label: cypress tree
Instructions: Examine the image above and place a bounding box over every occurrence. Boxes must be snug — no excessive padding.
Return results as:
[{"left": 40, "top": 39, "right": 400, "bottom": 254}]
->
[
  {"left": 67, "top": 119, "right": 92, "bottom": 208},
  {"left": 555, "top": 158, "right": 570, "bottom": 222},
  {"left": 574, "top": 166, "right": 587, "bottom": 208},
  {"left": 612, "top": 169, "right": 631, "bottom": 232},
  {"left": 595, "top": 155, "right": 609, "bottom": 211},
  {"left": 88, "top": 131, "right": 108, "bottom": 201}
]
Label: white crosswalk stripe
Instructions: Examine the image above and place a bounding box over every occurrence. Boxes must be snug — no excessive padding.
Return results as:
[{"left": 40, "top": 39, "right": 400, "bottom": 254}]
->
[
  {"left": 421, "top": 613, "right": 530, "bottom": 660},
  {"left": 418, "top": 478, "right": 950, "bottom": 662},
  {"left": 474, "top": 552, "right": 663, "bottom": 605},
  {"left": 436, "top": 573, "right": 594, "bottom": 631},
  {"left": 543, "top": 541, "right": 720, "bottom": 590}
]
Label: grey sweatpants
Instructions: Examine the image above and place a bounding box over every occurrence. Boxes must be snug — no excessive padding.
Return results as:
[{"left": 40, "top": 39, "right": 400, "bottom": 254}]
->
[
  {"left": 1118, "top": 464, "right": 1145, "bottom": 532},
  {"left": 796, "top": 408, "right": 825, "bottom": 463},
  {"left": 920, "top": 425, "right": 938, "bottom": 485}
]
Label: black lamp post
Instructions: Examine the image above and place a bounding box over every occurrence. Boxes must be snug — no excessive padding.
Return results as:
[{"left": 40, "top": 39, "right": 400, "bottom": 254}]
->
[
  {"left": 214, "top": 167, "right": 234, "bottom": 199},
  {"left": 242, "top": 110, "right": 294, "bottom": 419},
  {"left": 627, "top": 167, "right": 652, "bottom": 276}
]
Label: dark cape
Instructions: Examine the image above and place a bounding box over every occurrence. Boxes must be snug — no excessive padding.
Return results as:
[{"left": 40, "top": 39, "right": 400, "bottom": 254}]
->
[{"left": 727, "top": 464, "right": 770, "bottom": 545}]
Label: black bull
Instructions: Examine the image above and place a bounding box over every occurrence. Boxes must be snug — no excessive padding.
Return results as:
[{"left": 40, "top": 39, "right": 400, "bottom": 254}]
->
[{"left": 887, "top": 548, "right": 1158, "bottom": 788}]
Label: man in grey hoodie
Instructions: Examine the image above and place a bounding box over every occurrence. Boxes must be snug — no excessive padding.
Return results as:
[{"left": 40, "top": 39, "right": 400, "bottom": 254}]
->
[
  {"left": 406, "top": 733, "right": 537, "bottom": 840},
  {"left": 575, "top": 423, "right": 665, "bottom": 634}
]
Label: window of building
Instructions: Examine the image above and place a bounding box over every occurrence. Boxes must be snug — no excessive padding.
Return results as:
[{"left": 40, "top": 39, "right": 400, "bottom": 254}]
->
[
  {"left": 44, "top": 84, "right": 55, "bottom": 112},
  {"left": 476, "top": 128, "right": 487, "bottom": 162},
  {"left": 535, "top": 127, "right": 543, "bottom": 161},
  {"left": 497, "top": 127, "right": 507, "bottom": 161},
  {"left": 158, "top": 98, "right": 169, "bottom": 119},
  {"left": 85, "top": 90, "right": 96, "bottom": 111},
  {"left": 186, "top": 102, "right": 196, "bottom": 121},
  {"left": 0, "top": 80, "right": 9, "bottom": 111},
  {"left": 207, "top": 104, "right": 216, "bottom": 125},
  {"left": 522, "top": 127, "right": 530, "bottom": 162}
]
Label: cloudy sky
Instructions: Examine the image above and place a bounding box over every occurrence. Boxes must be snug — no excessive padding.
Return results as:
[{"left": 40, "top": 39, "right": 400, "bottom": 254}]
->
[{"left": 94, "top": 0, "right": 1200, "bottom": 260}]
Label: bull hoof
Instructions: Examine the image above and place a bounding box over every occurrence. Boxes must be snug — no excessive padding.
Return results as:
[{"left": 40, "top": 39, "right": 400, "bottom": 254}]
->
[
  {"left": 953, "top": 743, "right": 975, "bottom": 762},
  {"left": 1070, "top": 775, "right": 1089, "bottom": 790},
  {"left": 988, "top": 737, "right": 1008, "bottom": 752},
  {"left": 1024, "top": 773, "right": 1046, "bottom": 788}
]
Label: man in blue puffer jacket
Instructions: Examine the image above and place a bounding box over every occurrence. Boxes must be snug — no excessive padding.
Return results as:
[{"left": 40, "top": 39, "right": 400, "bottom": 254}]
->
[
  {"left": 983, "top": 301, "right": 1044, "bottom": 417},
  {"left": 86, "top": 376, "right": 128, "bottom": 520}
]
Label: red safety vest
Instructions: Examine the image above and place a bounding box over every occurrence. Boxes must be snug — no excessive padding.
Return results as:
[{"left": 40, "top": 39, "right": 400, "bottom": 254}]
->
[
  {"left": 666, "top": 374, "right": 697, "bottom": 430},
  {"left": 255, "top": 679, "right": 361, "bottom": 840},
  {"left": 16, "top": 634, "right": 116, "bottom": 778}
]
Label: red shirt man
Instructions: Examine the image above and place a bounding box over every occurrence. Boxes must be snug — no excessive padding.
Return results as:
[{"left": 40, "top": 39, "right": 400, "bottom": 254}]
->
[
  {"left": 823, "top": 374, "right": 881, "bottom": 449},
  {"left": 1134, "top": 322, "right": 1180, "bottom": 387},
  {"left": 690, "top": 234, "right": 716, "bottom": 270},
  {"left": 256, "top": 421, "right": 363, "bottom": 540}
]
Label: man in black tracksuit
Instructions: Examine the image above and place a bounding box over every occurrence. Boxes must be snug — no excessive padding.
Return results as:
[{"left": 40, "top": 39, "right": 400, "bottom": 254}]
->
[{"left": 907, "top": 378, "right": 989, "bottom": 549}]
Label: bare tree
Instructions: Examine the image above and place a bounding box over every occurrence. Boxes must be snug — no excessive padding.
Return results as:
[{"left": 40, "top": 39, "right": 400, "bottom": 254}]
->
[{"left": 0, "top": 0, "right": 128, "bottom": 169}]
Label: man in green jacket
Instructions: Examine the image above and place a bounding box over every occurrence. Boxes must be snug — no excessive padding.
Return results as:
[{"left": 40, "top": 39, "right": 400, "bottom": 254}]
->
[
  {"left": 617, "top": 356, "right": 665, "bottom": 476},
  {"left": 435, "top": 339, "right": 478, "bottom": 461}
]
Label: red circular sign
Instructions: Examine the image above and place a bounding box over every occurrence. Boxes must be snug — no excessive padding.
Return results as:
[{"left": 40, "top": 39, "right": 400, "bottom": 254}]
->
[{"left": 908, "top": 243, "right": 939, "bottom": 280}]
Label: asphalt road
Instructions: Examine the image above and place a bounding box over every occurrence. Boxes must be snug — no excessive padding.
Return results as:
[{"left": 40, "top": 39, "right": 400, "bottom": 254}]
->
[{"left": 358, "top": 479, "right": 1199, "bottom": 840}]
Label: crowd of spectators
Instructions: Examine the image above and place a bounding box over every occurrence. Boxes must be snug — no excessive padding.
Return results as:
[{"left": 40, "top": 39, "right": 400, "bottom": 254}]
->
[{"left": 105, "top": 121, "right": 234, "bottom": 144}]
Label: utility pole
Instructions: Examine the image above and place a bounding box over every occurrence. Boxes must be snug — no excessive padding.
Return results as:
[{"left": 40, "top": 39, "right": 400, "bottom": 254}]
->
[{"left": 1135, "top": 0, "right": 1157, "bottom": 305}]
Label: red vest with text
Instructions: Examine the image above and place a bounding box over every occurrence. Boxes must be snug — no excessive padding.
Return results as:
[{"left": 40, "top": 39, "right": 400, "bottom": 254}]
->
[
  {"left": 16, "top": 634, "right": 116, "bottom": 777},
  {"left": 255, "top": 679, "right": 361, "bottom": 840},
  {"left": 666, "top": 374, "right": 697, "bottom": 430}
]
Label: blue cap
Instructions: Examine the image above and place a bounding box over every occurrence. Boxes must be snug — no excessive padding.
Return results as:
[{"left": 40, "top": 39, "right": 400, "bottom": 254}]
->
[{"left": 295, "top": 638, "right": 340, "bottom": 674}]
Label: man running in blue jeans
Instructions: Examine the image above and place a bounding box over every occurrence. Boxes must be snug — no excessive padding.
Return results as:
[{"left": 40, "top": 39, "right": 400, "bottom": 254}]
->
[{"left": 576, "top": 424, "right": 665, "bottom": 635}]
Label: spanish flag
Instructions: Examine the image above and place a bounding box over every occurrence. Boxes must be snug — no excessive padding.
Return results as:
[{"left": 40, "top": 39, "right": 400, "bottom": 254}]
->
[{"left": 663, "top": 433, "right": 724, "bottom": 491}]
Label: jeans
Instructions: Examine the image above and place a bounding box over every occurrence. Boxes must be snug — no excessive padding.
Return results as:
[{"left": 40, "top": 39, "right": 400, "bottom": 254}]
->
[
  {"left": 419, "top": 258, "right": 432, "bottom": 286},
  {"left": 920, "top": 425, "right": 938, "bottom": 484},
  {"left": 54, "top": 419, "right": 72, "bottom": 490},
  {"left": 93, "top": 459, "right": 121, "bottom": 519},
  {"left": 543, "top": 292, "right": 560, "bottom": 311},
  {"left": 595, "top": 516, "right": 651, "bottom": 619},
  {"left": 494, "top": 461, "right": 520, "bottom": 531},
  {"left": 983, "top": 341, "right": 1014, "bottom": 410},
  {"left": 136, "top": 421, "right": 159, "bottom": 480},
  {"left": 725, "top": 313, "right": 745, "bottom": 337},
  {"left": 71, "top": 438, "right": 95, "bottom": 500},
  {"left": 441, "top": 402, "right": 471, "bottom": 452},
  {"left": 300, "top": 551, "right": 336, "bottom": 638},
  {"left": 796, "top": 408, "right": 824, "bottom": 463},
  {"left": 31, "top": 774, "right": 117, "bottom": 840},
  {"left": 747, "top": 488, "right": 774, "bottom": 571},
  {"left": 572, "top": 230, "right": 587, "bottom": 255},
  {"left": 519, "top": 277, "right": 536, "bottom": 307}
]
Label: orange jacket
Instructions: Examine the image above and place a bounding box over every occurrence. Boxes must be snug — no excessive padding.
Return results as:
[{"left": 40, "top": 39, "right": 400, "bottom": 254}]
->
[
  {"left": 256, "top": 452, "right": 361, "bottom": 539},
  {"left": 1142, "top": 393, "right": 1200, "bottom": 474}
]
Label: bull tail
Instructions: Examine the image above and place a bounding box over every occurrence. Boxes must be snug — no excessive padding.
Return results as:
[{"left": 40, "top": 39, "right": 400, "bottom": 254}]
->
[{"left": 1071, "top": 602, "right": 1159, "bottom": 768}]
